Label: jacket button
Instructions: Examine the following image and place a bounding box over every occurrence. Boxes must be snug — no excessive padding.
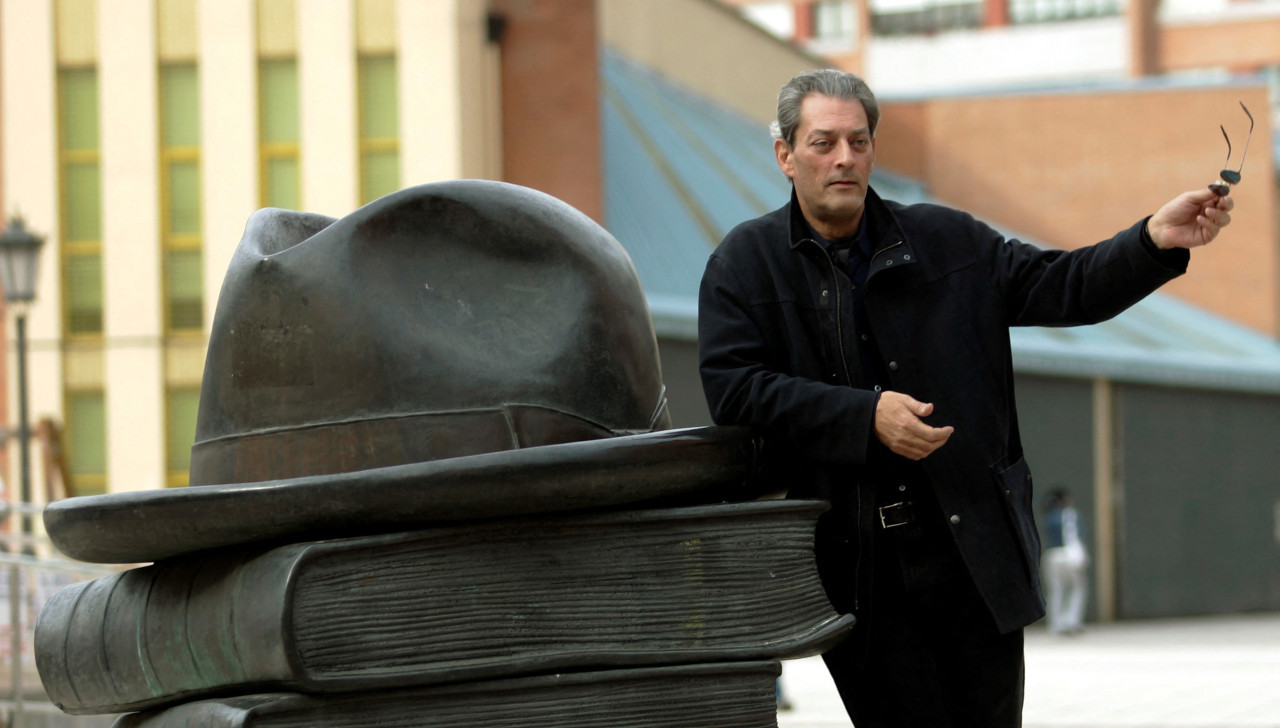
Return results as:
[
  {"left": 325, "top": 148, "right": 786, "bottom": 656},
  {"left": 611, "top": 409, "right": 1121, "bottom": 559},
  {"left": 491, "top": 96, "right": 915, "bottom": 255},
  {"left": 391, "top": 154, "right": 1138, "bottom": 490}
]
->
[
  {"left": 949, "top": 514, "right": 961, "bottom": 525},
  {"left": 888, "top": 361, "right": 899, "bottom": 371}
]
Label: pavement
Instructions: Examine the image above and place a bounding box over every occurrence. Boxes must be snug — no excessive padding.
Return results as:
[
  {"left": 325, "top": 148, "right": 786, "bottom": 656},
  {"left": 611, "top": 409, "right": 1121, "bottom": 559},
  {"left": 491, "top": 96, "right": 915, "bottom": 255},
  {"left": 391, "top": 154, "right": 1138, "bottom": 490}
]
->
[{"left": 776, "top": 611, "right": 1280, "bottom": 728}]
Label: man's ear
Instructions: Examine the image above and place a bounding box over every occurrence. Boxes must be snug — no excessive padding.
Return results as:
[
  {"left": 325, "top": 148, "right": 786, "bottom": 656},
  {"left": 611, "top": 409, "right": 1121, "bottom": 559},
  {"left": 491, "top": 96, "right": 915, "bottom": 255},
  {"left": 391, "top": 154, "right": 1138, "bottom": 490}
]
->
[{"left": 774, "top": 138, "right": 794, "bottom": 179}]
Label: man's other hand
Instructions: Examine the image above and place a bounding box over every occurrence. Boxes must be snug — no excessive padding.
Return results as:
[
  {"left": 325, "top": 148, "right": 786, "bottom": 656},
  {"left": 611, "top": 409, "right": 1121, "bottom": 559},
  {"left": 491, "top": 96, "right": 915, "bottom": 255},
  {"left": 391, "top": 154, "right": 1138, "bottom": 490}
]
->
[
  {"left": 1147, "top": 188, "right": 1234, "bottom": 250},
  {"left": 874, "top": 391, "right": 954, "bottom": 461}
]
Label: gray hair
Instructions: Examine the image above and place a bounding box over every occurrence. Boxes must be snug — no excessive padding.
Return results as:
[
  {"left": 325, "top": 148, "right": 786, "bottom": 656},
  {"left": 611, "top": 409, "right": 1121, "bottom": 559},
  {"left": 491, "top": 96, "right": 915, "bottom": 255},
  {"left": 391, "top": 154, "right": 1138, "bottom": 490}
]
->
[{"left": 770, "top": 69, "right": 880, "bottom": 147}]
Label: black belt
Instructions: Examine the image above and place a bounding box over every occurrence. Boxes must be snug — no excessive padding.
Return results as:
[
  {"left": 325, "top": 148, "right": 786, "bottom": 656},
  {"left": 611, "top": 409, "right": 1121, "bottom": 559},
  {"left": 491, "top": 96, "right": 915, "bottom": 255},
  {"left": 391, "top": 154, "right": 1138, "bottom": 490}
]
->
[{"left": 878, "top": 501, "right": 914, "bottom": 529}]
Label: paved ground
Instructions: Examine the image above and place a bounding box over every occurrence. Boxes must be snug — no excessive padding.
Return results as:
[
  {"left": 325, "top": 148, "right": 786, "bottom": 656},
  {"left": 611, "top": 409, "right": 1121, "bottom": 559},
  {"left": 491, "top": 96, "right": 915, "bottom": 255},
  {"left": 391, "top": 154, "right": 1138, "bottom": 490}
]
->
[{"left": 777, "top": 611, "right": 1280, "bottom": 728}]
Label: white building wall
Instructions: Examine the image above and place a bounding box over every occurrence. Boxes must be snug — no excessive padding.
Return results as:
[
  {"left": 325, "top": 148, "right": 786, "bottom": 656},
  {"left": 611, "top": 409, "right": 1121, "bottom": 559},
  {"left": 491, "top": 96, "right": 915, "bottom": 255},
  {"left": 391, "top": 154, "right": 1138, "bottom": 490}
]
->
[
  {"left": 1161, "top": 0, "right": 1280, "bottom": 22},
  {"left": 867, "top": 17, "right": 1130, "bottom": 96},
  {"left": 100, "top": 0, "right": 165, "bottom": 493},
  {"left": 199, "top": 0, "right": 258, "bottom": 323},
  {"left": 0, "top": 0, "right": 64, "bottom": 502},
  {"left": 300, "top": 0, "right": 359, "bottom": 217},
  {"left": 1, "top": 0, "right": 499, "bottom": 499},
  {"left": 400, "top": 0, "right": 464, "bottom": 185}
]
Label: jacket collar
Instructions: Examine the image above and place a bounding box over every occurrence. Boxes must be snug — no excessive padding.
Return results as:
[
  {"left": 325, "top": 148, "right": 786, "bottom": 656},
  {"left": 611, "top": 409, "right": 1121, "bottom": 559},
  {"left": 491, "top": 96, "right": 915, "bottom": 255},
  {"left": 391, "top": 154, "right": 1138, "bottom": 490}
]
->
[{"left": 785, "top": 186, "right": 916, "bottom": 274}]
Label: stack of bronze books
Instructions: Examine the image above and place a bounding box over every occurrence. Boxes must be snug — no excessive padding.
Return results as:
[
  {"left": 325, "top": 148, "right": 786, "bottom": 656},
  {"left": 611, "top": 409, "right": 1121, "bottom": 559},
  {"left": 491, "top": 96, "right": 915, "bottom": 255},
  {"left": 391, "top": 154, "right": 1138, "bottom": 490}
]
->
[{"left": 34, "top": 182, "right": 853, "bottom": 728}]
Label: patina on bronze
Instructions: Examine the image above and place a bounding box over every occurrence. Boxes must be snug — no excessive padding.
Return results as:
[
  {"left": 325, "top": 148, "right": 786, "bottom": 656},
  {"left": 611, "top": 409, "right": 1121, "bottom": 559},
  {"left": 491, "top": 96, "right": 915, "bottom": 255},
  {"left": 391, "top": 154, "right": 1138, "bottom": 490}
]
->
[
  {"left": 193, "top": 179, "right": 670, "bottom": 485},
  {"left": 43, "top": 181, "right": 768, "bottom": 564}
]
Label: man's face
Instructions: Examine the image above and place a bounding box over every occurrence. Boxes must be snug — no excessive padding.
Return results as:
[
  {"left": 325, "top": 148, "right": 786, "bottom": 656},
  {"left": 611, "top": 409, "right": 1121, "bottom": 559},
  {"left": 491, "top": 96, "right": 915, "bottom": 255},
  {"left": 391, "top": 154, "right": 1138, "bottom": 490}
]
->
[{"left": 775, "top": 93, "right": 875, "bottom": 239}]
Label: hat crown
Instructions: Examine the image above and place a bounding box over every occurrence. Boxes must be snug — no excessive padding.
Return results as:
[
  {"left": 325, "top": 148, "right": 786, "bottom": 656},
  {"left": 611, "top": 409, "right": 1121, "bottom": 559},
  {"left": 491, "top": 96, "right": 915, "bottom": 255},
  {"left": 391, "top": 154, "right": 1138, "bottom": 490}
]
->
[{"left": 191, "top": 181, "right": 668, "bottom": 485}]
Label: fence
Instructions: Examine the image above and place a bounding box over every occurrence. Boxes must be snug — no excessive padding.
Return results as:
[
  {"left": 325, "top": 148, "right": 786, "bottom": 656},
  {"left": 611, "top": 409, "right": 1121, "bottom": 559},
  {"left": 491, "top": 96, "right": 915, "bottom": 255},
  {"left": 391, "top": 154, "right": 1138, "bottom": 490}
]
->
[{"left": 0, "top": 501, "right": 121, "bottom": 728}]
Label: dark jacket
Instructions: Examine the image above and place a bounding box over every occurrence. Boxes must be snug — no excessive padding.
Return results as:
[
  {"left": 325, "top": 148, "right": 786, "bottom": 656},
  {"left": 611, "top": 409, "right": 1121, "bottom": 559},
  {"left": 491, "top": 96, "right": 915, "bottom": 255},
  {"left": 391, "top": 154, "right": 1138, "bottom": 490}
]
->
[{"left": 698, "top": 187, "right": 1186, "bottom": 633}]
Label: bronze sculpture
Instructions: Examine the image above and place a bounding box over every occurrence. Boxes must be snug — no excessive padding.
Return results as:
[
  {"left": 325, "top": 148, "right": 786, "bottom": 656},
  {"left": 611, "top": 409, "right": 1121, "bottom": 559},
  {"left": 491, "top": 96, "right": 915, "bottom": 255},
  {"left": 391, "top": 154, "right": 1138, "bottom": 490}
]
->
[{"left": 36, "top": 181, "right": 851, "bottom": 727}]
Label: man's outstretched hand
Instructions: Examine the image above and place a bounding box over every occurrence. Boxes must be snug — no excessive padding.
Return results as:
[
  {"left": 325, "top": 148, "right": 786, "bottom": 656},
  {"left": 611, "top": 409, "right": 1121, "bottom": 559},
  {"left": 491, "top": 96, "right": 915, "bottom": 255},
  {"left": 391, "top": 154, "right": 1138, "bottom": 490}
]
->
[
  {"left": 875, "top": 391, "right": 954, "bottom": 461},
  {"left": 1147, "top": 189, "right": 1234, "bottom": 250}
]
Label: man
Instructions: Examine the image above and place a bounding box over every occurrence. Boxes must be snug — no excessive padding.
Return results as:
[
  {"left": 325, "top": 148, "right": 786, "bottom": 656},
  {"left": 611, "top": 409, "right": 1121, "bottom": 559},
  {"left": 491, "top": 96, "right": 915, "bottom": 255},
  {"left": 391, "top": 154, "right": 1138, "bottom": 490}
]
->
[
  {"left": 1042, "top": 488, "right": 1089, "bottom": 635},
  {"left": 697, "top": 69, "right": 1232, "bottom": 727}
]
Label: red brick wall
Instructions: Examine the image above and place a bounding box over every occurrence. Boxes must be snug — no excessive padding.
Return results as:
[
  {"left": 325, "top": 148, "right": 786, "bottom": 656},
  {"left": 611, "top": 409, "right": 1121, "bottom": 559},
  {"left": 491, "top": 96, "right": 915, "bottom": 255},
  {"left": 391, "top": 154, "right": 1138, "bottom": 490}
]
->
[
  {"left": 1160, "top": 16, "right": 1280, "bottom": 73},
  {"left": 877, "top": 85, "right": 1279, "bottom": 336},
  {"left": 494, "top": 0, "right": 603, "bottom": 223}
]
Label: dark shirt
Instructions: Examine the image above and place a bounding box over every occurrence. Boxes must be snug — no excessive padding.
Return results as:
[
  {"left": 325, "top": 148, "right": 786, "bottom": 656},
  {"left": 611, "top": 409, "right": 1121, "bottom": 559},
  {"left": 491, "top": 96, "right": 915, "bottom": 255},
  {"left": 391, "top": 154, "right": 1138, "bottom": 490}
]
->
[
  {"left": 806, "top": 219, "right": 888, "bottom": 394},
  {"left": 806, "top": 219, "right": 956, "bottom": 584}
]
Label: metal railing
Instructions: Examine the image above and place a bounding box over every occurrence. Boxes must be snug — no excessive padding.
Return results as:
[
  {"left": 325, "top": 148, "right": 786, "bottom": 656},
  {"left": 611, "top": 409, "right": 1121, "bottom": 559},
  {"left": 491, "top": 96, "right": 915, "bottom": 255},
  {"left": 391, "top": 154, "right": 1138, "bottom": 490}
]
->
[{"left": 0, "top": 502, "right": 121, "bottom": 728}]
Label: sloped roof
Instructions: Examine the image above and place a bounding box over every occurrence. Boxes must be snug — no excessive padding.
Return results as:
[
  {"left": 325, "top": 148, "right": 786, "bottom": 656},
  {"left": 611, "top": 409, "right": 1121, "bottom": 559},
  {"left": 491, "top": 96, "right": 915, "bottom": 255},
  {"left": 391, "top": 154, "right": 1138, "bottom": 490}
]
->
[{"left": 601, "top": 47, "right": 1280, "bottom": 394}]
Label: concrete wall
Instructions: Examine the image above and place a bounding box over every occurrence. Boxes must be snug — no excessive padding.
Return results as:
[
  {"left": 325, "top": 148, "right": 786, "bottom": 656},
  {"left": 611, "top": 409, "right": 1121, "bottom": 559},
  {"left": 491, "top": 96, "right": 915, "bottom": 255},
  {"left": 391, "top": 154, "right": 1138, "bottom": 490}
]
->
[
  {"left": 868, "top": 17, "right": 1130, "bottom": 94},
  {"left": 601, "top": 0, "right": 821, "bottom": 125},
  {"left": 1118, "top": 383, "right": 1280, "bottom": 618},
  {"left": 658, "top": 337, "right": 713, "bottom": 430}
]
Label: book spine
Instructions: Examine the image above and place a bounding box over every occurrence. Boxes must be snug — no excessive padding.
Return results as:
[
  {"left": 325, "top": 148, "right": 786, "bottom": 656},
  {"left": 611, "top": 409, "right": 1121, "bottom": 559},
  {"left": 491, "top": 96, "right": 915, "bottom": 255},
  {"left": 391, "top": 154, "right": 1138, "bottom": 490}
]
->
[{"left": 36, "top": 548, "right": 303, "bottom": 715}]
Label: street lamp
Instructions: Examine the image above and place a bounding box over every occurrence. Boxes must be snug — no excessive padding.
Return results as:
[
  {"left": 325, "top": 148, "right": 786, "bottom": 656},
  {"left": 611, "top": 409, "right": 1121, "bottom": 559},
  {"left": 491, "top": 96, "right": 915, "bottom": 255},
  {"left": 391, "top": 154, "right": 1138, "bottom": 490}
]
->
[{"left": 0, "top": 217, "right": 46, "bottom": 549}]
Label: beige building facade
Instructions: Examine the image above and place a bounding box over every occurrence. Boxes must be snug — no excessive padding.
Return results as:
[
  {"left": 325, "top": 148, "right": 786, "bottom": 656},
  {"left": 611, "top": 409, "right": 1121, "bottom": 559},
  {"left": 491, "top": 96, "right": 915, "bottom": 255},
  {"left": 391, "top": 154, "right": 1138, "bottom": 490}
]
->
[
  {"left": 0, "top": 0, "right": 504, "bottom": 499},
  {"left": 0, "top": 0, "right": 828, "bottom": 505}
]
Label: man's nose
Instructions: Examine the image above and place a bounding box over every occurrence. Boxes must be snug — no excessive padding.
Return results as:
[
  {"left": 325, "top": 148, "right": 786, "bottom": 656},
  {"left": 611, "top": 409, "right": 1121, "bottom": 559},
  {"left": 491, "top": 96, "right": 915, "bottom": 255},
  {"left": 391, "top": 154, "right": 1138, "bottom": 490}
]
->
[{"left": 834, "top": 140, "right": 855, "bottom": 165}]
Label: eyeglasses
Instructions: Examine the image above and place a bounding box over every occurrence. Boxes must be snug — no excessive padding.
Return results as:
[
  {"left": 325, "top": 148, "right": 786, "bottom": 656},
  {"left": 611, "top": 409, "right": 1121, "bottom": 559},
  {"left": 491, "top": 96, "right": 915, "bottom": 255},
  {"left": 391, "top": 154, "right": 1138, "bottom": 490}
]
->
[{"left": 1209, "top": 102, "right": 1253, "bottom": 197}]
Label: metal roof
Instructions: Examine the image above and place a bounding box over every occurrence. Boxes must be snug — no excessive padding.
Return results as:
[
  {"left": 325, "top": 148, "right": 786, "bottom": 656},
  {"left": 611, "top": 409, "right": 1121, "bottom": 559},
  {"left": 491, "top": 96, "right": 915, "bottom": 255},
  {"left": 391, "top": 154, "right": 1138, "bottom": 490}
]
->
[{"left": 601, "top": 47, "right": 1280, "bottom": 394}]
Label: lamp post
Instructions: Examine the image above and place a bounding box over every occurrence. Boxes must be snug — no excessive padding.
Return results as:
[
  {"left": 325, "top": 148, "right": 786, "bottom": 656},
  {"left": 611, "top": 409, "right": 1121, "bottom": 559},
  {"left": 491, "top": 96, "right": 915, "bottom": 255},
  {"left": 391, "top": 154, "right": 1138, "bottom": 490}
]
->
[{"left": 0, "top": 217, "right": 46, "bottom": 550}]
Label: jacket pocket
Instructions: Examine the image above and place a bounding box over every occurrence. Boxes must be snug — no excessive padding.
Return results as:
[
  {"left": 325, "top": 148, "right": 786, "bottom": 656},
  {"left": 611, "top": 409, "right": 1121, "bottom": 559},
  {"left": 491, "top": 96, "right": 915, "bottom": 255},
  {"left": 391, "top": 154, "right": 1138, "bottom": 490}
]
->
[{"left": 992, "top": 456, "right": 1041, "bottom": 587}]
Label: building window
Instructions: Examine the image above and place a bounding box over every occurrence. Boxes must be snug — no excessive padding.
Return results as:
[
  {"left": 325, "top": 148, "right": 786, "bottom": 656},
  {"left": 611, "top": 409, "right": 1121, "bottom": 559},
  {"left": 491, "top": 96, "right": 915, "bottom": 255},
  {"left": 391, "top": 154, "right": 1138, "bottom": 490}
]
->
[
  {"left": 66, "top": 391, "right": 107, "bottom": 496},
  {"left": 160, "top": 63, "right": 203, "bottom": 332},
  {"left": 358, "top": 55, "right": 400, "bottom": 205},
  {"left": 813, "top": 0, "right": 855, "bottom": 41},
  {"left": 1008, "top": 0, "right": 1121, "bottom": 24},
  {"left": 870, "top": 0, "right": 983, "bottom": 36},
  {"left": 259, "top": 59, "right": 300, "bottom": 210},
  {"left": 165, "top": 388, "right": 200, "bottom": 487},
  {"left": 59, "top": 67, "right": 104, "bottom": 336}
]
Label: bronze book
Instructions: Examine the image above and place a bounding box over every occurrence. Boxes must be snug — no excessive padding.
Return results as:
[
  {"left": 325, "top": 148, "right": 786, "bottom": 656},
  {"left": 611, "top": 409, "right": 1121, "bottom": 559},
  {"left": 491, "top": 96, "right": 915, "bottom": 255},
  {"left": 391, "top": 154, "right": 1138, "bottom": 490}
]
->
[
  {"left": 37, "top": 500, "right": 852, "bottom": 715},
  {"left": 111, "top": 662, "right": 782, "bottom": 728}
]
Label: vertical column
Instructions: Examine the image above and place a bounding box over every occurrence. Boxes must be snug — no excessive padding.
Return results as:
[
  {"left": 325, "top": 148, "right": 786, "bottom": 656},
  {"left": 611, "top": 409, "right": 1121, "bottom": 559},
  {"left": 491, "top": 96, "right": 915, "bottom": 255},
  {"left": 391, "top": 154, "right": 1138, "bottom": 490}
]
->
[
  {"left": 983, "top": 0, "right": 1009, "bottom": 27},
  {"left": 399, "top": 0, "right": 463, "bottom": 185},
  {"left": 0, "top": 0, "right": 63, "bottom": 502},
  {"left": 1128, "top": 0, "right": 1160, "bottom": 77},
  {"left": 299, "top": 0, "right": 357, "bottom": 217},
  {"left": 1092, "top": 377, "right": 1117, "bottom": 622},
  {"left": 398, "top": 0, "right": 500, "bottom": 185},
  {"left": 199, "top": 0, "right": 257, "bottom": 325},
  {"left": 455, "top": 0, "right": 501, "bottom": 182},
  {"left": 793, "top": 0, "right": 813, "bottom": 43},
  {"left": 100, "top": 0, "right": 165, "bottom": 492}
]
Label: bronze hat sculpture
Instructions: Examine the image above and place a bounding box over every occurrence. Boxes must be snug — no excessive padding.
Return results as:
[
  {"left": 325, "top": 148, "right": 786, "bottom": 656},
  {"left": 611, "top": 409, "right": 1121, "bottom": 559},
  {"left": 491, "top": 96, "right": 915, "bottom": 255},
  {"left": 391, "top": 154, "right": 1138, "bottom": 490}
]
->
[
  {"left": 44, "top": 181, "right": 763, "bottom": 563},
  {"left": 191, "top": 178, "right": 671, "bottom": 484}
]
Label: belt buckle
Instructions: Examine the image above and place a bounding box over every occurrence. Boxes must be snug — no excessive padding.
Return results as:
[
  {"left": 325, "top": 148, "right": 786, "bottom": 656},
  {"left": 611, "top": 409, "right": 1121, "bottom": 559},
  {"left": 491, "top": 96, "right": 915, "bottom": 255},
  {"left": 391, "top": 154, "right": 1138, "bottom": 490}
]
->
[{"left": 879, "top": 502, "right": 911, "bottom": 529}]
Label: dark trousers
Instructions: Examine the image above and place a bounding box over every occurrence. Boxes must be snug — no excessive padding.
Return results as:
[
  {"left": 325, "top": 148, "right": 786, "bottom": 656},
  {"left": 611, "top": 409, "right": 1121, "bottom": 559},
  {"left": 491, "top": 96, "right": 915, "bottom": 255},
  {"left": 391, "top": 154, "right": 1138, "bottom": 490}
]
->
[{"left": 823, "top": 506, "right": 1025, "bottom": 728}]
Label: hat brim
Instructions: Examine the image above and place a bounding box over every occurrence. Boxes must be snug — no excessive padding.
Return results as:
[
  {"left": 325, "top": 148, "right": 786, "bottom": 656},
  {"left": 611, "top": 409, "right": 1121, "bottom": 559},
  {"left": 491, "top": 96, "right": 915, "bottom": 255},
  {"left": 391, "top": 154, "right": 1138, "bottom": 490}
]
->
[{"left": 45, "top": 426, "right": 766, "bottom": 564}]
